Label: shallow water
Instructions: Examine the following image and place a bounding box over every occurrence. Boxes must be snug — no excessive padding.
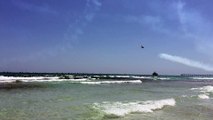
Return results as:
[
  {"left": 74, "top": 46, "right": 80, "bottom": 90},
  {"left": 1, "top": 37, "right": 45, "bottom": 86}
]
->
[{"left": 0, "top": 76, "right": 213, "bottom": 120}]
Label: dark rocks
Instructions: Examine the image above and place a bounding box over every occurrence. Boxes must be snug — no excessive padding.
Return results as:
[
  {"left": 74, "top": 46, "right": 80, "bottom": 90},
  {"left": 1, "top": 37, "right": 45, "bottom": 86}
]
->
[{"left": 152, "top": 72, "right": 158, "bottom": 77}]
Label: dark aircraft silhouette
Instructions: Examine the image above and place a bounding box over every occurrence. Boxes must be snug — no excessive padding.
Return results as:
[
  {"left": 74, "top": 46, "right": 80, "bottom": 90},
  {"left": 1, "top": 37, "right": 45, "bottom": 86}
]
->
[{"left": 141, "top": 45, "right": 144, "bottom": 48}]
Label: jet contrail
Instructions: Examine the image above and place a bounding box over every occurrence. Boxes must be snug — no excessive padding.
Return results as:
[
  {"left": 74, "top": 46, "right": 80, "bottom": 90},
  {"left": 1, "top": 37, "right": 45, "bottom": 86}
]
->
[{"left": 159, "top": 53, "right": 213, "bottom": 71}]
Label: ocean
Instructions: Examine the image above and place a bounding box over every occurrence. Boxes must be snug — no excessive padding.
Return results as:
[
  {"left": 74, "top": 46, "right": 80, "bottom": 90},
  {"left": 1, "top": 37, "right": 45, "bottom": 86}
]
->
[{"left": 0, "top": 75, "right": 213, "bottom": 120}]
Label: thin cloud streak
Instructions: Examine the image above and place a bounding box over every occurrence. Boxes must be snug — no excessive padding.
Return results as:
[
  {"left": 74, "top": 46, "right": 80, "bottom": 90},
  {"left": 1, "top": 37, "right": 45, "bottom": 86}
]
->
[
  {"left": 175, "top": 1, "right": 213, "bottom": 59},
  {"left": 159, "top": 53, "right": 213, "bottom": 72},
  {"left": 12, "top": 0, "right": 58, "bottom": 15},
  {"left": 1, "top": 0, "right": 103, "bottom": 70}
]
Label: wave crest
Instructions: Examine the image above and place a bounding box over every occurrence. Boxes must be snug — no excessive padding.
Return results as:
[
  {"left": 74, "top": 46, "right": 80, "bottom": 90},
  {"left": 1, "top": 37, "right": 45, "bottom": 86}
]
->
[
  {"left": 93, "top": 98, "right": 176, "bottom": 116},
  {"left": 191, "top": 85, "right": 213, "bottom": 99},
  {"left": 80, "top": 80, "right": 142, "bottom": 85},
  {"left": 0, "top": 76, "right": 88, "bottom": 83},
  {"left": 191, "top": 85, "right": 213, "bottom": 93}
]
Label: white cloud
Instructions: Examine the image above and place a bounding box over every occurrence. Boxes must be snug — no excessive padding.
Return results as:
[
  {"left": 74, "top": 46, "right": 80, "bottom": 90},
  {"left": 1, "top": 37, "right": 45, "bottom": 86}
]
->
[
  {"left": 125, "top": 15, "right": 171, "bottom": 34},
  {"left": 175, "top": 1, "right": 209, "bottom": 36},
  {"left": 91, "top": 0, "right": 102, "bottom": 7},
  {"left": 12, "top": 0, "right": 58, "bottom": 15},
  {"left": 174, "top": 1, "right": 213, "bottom": 59},
  {"left": 159, "top": 53, "right": 213, "bottom": 72},
  {"left": 85, "top": 13, "right": 95, "bottom": 21},
  {"left": 2, "top": 0, "right": 103, "bottom": 68}
]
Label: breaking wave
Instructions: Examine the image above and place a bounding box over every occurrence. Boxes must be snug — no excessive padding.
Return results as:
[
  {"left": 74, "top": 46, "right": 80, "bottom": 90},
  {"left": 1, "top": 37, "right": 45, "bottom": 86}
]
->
[
  {"left": 191, "top": 85, "right": 213, "bottom": 99},
  {"left": 132, "top": 76, "right": 152, "bottom": 79},
  {"left": 198, "top": 94, "right": 210, "bottom": 99},
  {"left": 191, "top": 77, "right": 213, "bottom": 80},
  {"left": 0, "top": 76, "right": 87, "bottom": 83},
  {"left": 92, "top": 98, "right": 176, "bottom": 117},
  {"left": 191, "top": 85, "right": 213, "bottom": 93},
  {"left": 0, "top": 76, "right": 142, "bottom": 85},
  {"left": 79, "top": 80, "right": 142, "bottom": 85}
]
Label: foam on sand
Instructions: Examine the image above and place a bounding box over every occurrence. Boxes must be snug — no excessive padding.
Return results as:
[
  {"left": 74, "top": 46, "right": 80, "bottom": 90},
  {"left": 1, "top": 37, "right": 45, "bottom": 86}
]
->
[{"left": 93, "top": 98, "right": 176, "bottom": 116}]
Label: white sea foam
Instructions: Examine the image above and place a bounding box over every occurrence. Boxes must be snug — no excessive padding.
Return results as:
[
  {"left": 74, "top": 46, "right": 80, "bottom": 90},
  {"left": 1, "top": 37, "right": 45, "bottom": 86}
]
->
[
  {"left": 191, "top": 85, "right": 213, "bottom": 93},
  {"left": 158, "top": 77, "right": 171, "bottom": 80},
  {"left": 93, "top": 98, "right": 176, "bottom": 116},
  {"left": 191, "top": 85, "right": 213, "bottom": 99},
  {"left": 0, "top": 76, "right": 57, "bottom": 80},
  {"left": 115, "top": 75, "right": 131, "bottom": 78},
  {"left": 0, "top": 76, "right": 87, "bottom": 83},
  {"left": 198, "top": 94, "right": 210, "bottom": 99},
  {"left": 22, "top": 78, "right": 88, "bottom": 82},
  {"left": 132, "top": 76, "right": 151, "bottom": 79},
  {"left": 191, "top": 77, "right": 213, "bottom": 80},
  {"left": 80, "top": 80, "right": 142, "bottom": 85},
  {"left": 132, "top": 76, "right": 171, "bottom": 80},
  {"left": 0, "top": 76, "right": 57, "bottom": 83},
  {"left": 181, "top": 95, "right": 187, "bottom": 97},
  {"left": 68, "top": 78, "right": 88, "bottom": 82}
]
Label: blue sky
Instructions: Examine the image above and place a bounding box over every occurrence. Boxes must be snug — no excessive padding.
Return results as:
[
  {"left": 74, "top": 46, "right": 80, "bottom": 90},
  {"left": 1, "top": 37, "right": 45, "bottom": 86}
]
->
[{"left": 1, "top": 0, "right": 213, "bottom": 74}]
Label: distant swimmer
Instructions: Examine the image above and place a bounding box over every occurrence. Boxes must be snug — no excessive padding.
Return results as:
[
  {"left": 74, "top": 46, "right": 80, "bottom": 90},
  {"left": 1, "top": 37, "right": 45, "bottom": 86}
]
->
[{"left": 141, "top": 45, "right": 144, "bottom": 48}]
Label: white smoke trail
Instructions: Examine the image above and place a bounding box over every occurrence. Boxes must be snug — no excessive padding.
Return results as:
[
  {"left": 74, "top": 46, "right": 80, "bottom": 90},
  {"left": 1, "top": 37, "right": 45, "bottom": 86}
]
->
[{"left": 159, "top": 53, "right": 213, "bottom": 71}]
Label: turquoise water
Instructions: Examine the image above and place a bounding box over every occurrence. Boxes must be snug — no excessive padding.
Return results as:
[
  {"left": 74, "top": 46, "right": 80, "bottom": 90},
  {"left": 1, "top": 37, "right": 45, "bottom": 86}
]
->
[{"left": 0, "top": 77, "right": 213, "bottom": 120}]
